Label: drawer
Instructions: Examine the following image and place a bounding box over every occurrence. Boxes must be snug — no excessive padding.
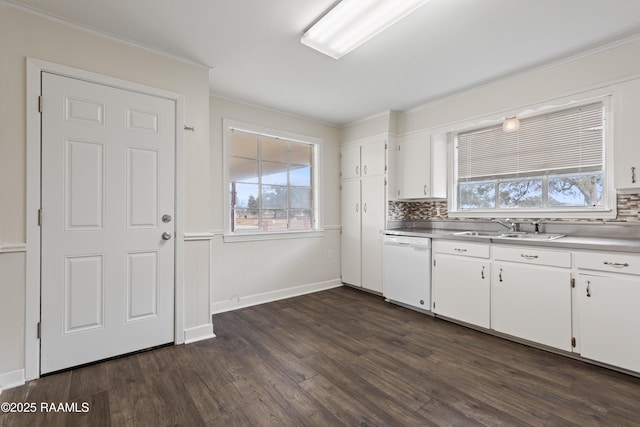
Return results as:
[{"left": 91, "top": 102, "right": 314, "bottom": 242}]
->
[
  {"left": 576, "top": 251, "right": 640, "bottom": 275},
  {"left": 433, "top": 240, "right": 489, "bottom": 258},
  {"left": 493, "top": 245, "right": 571, "bottom": 268}
]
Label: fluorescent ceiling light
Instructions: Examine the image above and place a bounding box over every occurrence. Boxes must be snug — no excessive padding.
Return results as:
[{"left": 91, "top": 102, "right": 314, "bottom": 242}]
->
[{"left": 301, "top": 0, "right": 430, "bottom": 59}]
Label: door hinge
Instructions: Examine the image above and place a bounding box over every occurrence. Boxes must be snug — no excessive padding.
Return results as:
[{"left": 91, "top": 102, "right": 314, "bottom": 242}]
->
[
  {"left": 37, "top": 322, "right": 41, "bottom": 339},
  {"left": 433, "top": 301, "right": 436, "bottom": 310},
  {"left": 433, "top": 258, "right": 436, "bottom": 267},
  {"left": 571, "top": 278, "right": 575, "bottom": 288},
  {"left": 37, "top": 209, "right": 42, "bottom": 226},
  {"left": 38, "top": 96, "right": 43, "bottom": 113},
  {"left": 571, "top": 337, "right": 576, "bottom": 348}
]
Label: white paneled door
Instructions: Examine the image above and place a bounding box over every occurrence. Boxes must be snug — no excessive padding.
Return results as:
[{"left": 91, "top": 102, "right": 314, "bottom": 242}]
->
[{"left": 40, "top": 72, "right": 176, "bottom": 374}]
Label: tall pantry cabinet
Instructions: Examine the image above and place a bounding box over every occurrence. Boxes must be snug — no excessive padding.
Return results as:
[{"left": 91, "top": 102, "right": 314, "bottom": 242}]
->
[{"left": 341, "top": 135, "right": 388, "bottom": 293}]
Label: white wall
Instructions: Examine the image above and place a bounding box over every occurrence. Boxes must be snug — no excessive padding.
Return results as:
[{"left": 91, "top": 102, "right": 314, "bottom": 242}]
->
[
  {"left": 397, "top": 36, "right": 640, "bottom": 134},
  {"left": 0, "top": 3, "right": 212, "bottom": 383},
  {"left": 341, "top": 110, "right": 396, "bottom": 142},
  {"left": 209, "top": 96, "right": 342, "bottom": 313}
]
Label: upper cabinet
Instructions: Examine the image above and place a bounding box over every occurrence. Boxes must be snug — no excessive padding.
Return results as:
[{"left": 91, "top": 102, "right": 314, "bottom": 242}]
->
[
  {"left": 395, "top": 131, "right": 447, "bottom": 199},
  {"left": 340, "top": 144, "right": 362, "bottom": 180},
  {"left": 614, "top": 78, "right": 640, "bottom": 190},
  {"left": 341, "top": 136, "right": 387, "bottom": 180}
]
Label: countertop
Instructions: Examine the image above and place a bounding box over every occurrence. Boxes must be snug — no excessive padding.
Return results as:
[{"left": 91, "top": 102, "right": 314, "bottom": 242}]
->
[{"left": 384, "top": 227, "right": 640, "bottom": 253}]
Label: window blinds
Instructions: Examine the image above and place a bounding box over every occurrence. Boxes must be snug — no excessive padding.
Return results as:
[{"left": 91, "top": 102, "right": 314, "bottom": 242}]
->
[{"left": 457, "top": 102, "right": 604, "bottom": 181}]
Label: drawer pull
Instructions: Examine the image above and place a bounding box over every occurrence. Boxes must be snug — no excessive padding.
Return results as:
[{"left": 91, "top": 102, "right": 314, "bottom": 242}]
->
[
  {"left": 499, "top": 268, "right": 503, "bottom": 282},
  {"left": 520, "top": 254, "right": 539, "bottom": 260},
  {"left": 586, "top": 280, "right": 591, "bottom": 298},
  {"left": 603, "top": 261, "right": 629, "bottom": 268},
  {"left": 481, "top": 266, "right": 485, "bottom": 279},
  {"left": 454, "top": 248, "right": 467, "bottom": 253}
]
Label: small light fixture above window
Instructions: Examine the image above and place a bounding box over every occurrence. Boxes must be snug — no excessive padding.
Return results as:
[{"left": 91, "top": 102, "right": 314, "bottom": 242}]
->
[
  {"left": 301, "top": 0, "right": 430, "bottom": 59},
  {"left": 502, "top": 116, "right": 520, "bottom": 133}
]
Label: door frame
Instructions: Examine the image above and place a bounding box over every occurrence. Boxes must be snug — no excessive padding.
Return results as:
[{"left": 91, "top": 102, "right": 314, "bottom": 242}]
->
[{"left": 25, "top": 58, "right": 185, "bottom": 380}]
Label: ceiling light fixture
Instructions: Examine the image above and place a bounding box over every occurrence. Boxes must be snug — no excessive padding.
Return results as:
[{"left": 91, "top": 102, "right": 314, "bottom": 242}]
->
[
  {"left": 502, "top": 116, "right": 520, "bottom": 133},
  {"left": 301, "top": 0, "right": 430, "bottom": 59}
]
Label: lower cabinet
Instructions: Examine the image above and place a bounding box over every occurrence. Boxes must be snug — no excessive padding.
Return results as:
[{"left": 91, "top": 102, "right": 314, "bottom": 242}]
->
[
  {"left": 429, "top": 239, "right": 640, "bottom": 374},
  {"left": 432, "top": 241, "right": 490, "bottom": 328},
  {"left": 576, "top": 251, "right": 640, "bottom": 373},
  {"left": 491, "top": 245, "right": 572, "bottom": 351},
  {"left": 341, "top": 176, "right": 385, "bottom": 293}
]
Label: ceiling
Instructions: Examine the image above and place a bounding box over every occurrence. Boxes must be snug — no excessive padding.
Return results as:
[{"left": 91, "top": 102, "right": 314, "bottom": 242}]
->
[{"left": 9, "top": 0, "right": 640, "bottom": 125}]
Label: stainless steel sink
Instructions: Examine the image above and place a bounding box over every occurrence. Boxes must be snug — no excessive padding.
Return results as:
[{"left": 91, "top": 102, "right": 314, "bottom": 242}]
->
[
  {"left": 497, "top": 232, "right": 565, "bottom": 241},
  {"left": 453, "top": 230, "right": 565, "bottom": 241},
  {"left": 453, "top": 231, "right": 502, "bottom": 237}
]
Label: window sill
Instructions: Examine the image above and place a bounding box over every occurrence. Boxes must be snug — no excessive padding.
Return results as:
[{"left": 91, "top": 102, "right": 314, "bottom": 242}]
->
[{"left": 223, "top": 230, "right": 325, "bottom": 243}]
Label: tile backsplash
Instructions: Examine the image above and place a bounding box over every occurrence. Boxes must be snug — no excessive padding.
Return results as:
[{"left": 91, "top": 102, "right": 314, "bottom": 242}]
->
[{"left": 389, "top": 193, "right": 640, "bottom": 223}]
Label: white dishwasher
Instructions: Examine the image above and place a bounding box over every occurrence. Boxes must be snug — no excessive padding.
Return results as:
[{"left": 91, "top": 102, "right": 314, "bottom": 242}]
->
[{"left": 383, "top": 234, "right": 432, "bottom": 312}]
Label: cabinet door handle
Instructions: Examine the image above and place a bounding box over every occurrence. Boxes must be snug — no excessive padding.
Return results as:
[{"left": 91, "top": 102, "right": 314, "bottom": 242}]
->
[
  {"left": 586, "top": 280, "right": 591, "bottom": 298},
  {"left": 423, "top": 185, "right": 427, "bottom": 195},
  {"left": 632, "top": 166, "right": 636, "bottom": 184},
  {"left": 520, "top": 254, "right": 539, "bottom": 260},
  {"left": 481, "top": 266, "right": 485, "bottom": 279},
  {"left": 454, "top": 248, "right": 467, "bottom": 253},
  {"left": 364, "top": 165, "right": 367, "bottom": 175},
  {"left": 604, "top": 261, "right": 629, "bottom": 268},
  {"left": 363, "top": 203, "right": 367, "bottom": 213},
  {"left": 499, "top": 268, "right": 503, "bottom": 282},
  {"left": 355, "top": 165, "right": 359, "bottom": 176},
  {"left": 355, "top": 203, "right": 359, "bottom": 213}
]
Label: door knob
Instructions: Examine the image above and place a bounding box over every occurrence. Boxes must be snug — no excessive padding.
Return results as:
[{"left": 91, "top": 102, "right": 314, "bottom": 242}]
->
[
  {"left": 162, "top": 232, "right": 172, "bottom": 240},
  {"left": 162, "top": 214, "right": 172, "bottom": 223}
]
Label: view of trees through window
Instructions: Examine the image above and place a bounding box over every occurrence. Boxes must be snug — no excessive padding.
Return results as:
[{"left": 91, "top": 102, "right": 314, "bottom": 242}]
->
[
  {"left": 228, "top": 128, "right": 314, "bottom": 233},
  {"left": 459, "top": 172, "right": 603, "bottom": 209}
]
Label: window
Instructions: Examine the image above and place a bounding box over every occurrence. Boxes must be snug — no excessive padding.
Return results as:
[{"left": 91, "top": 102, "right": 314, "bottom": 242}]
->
[
  {"left": 453, "top": 101, "right": 611, "bottom": 216},
  {"left": 225, "top": 123, "right": 318, "bottom": 234}
]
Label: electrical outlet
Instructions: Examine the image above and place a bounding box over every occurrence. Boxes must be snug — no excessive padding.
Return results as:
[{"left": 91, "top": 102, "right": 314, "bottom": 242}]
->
[{"left": 327, "top": 250, "right": 333, "bottom": 259}]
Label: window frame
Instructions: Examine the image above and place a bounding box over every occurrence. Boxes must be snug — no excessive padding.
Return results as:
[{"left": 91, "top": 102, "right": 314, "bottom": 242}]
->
[
  {"left": 223, "top": 119, "right": 323, "bottom": 241},
  {"left": 448, "top": 96, "right": 616, "bottom": 219}
]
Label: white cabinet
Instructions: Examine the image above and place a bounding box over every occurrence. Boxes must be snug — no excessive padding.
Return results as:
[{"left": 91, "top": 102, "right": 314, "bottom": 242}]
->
[
  {"left": 341, "top": 144, "right": 361, "bottom": 180},
  {"left": 361, "top": 139, "right": 386, "bottom": 177},
  {"left": 341, "top": 138, "right": 386, "bottom": 180},
  {"left": 491, "top": 246, "right": 572, "bottom": 351},
  {"left": 575, "top": 251, "right": 640, "bottom": 373},
  {"left": 341, "top": 179, "right": 361, "bottom": 286},
  {"left": 432, "top": 240, "right": 490, "bottom": 328},
  {"left": 361, "top": 176, "right": 385, "bottom": 292},
  {"left": 340, "top": 136, "right": 387, "bottom": 293},
  {"left": 395, "top": 131, "right": 447, "bottom": 199},
  {"left": 614, "top": 78, "right": 640, "bottom": 190}
]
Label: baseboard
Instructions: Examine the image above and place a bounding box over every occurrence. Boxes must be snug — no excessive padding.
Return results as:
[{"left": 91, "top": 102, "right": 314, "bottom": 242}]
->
[
  {"left": 183, "top": 323, "right": 216, "bottom": 344},
  {"left": 0, "top": 369, "right": 25, "bottom": 392},
  {"left": 211, "top": 279, "right": 343, "bottom": 314}
]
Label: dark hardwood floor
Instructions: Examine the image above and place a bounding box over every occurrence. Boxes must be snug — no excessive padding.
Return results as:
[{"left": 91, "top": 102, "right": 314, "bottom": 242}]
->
[{"left": 2, "top": 286, "right": 640, "bottom": 426}]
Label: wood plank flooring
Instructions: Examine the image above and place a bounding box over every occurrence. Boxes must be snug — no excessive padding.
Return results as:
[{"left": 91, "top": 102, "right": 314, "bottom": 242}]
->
[{"left": 2, "top": 286, "right": 640, "bottom": 426}]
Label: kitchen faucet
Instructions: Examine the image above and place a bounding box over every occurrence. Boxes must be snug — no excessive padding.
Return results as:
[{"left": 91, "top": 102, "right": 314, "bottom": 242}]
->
[{"left": 492, "top": 218, "right": 520, "bottom": 232}]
